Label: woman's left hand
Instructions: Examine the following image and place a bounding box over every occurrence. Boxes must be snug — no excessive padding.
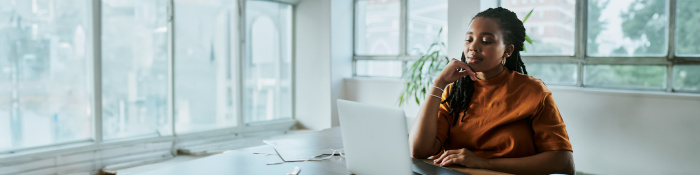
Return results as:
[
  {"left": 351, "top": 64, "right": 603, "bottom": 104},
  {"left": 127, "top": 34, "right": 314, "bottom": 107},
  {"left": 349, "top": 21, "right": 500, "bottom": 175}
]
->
[{"left": 432, "top": 148, "right": 489, "bottom": 168}]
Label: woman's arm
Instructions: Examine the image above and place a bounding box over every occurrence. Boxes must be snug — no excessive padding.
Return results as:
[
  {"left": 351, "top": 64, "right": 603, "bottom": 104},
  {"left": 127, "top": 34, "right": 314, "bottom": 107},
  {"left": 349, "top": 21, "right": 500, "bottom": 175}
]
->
[
  {"left": 408, "top": 79, "right": 447, "bottom": 158},
  {"left": 486, "top": 150, "right": 574, "bottom": 175},
  {"left": 434, "top": 149, "right": 575, "bottom": 175},
  {"left": 409, "top": 58, "right": 476, "bottom": 158}
]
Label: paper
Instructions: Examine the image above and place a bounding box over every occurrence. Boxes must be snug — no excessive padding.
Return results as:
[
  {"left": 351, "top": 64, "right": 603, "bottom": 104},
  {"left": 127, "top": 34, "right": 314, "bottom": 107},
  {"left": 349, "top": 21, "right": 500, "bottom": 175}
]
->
[{"left": 263, "top": 127, "right": 343, "bottom": 161}]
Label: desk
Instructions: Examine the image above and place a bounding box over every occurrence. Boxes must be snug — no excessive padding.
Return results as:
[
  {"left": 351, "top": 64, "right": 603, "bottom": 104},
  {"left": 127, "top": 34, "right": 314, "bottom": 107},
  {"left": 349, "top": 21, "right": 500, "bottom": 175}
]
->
[{"left": 135, "top": 127, "right": 511, "bottom": 175}]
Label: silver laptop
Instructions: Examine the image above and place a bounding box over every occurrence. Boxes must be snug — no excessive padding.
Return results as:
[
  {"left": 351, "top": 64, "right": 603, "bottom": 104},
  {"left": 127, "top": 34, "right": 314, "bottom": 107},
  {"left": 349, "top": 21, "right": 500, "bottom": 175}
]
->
[
  {"left": 337, "top": 99, "right": 414, "bottom": 175},
  {"left": 337, "top": 99, "right": 469, "bottom": 175}
]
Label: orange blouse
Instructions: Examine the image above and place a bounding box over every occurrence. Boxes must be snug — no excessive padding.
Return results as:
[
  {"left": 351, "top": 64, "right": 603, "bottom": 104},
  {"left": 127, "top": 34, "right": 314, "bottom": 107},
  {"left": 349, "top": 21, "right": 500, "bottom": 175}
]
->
[{"left": 435, "top": 69, "right": 572, "bottom": 158}]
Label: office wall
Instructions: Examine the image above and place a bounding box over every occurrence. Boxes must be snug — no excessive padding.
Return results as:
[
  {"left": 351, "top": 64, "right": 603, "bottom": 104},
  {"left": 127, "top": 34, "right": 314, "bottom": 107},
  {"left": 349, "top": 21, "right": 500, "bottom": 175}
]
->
[
  {"left": 344, "top": 77, "right": 700, "bottom": 174},
  {"left": 294, "top": 0, "right": 353, "bottom": 130},
  {"left": 294, "top": 0, "right": 332, "bottom": 130}
]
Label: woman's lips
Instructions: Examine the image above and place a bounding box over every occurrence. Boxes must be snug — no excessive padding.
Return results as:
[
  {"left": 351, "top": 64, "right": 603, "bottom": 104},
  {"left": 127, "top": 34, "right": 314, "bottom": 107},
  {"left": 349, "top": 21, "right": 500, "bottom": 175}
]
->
[{"left": 466, "top": 51, "right": 482, "bottom": 64}]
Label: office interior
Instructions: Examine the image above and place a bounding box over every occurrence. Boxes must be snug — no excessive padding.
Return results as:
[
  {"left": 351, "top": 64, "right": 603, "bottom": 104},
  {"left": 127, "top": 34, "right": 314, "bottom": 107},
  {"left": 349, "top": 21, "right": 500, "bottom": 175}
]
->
[{"left": 1, "top": 0, "right": 699, "bottom": 174}]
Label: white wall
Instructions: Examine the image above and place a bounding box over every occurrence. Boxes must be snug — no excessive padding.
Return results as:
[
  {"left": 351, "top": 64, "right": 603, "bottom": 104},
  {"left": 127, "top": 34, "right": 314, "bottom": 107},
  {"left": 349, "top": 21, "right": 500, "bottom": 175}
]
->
[
  {"left": 294, "top": 0, "right": 353, "bottom": 130},
  {"left": 344, "top": 77, "right": 700, "bottom": 174},
  {"left": 294, "top": 0, "right": 332, "bottom": 130},
  {"left": 555, "top": 88, "right": 700, "bottom": 174}
]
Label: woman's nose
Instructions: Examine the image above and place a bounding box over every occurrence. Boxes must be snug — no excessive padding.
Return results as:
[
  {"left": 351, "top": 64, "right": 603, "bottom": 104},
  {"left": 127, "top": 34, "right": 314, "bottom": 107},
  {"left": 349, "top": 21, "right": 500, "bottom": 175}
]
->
[{"left": 466, "top": 43, "right": 478, "bottom": 52}]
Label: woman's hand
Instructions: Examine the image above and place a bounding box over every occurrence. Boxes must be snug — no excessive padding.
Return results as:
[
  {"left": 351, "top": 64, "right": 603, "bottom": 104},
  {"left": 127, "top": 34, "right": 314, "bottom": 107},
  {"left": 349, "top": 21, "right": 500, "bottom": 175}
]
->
[
  {"left": 434, "top": 58, "right": 477, "bottom": 87},
  {"left": 432, "top": 148, "right": 488, "bottom": 168}
]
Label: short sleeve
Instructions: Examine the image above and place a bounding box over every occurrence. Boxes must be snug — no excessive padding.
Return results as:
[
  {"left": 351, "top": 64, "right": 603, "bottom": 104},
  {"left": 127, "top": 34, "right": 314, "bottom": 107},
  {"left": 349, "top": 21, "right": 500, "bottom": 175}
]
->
[
  {"left": 434, "top": 85, "right": 453, "bottom": 156},
  {"left": 530, "top": 92, "right": 573, "bottom": 152}
]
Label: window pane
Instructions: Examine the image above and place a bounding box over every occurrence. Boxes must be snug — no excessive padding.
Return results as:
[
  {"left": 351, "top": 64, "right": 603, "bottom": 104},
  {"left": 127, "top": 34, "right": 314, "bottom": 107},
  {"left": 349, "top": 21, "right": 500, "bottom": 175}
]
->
[
  {"left": 587, "top": 0, "right": 668, "bottom": 57},
  {"left": 102, "top": 0, "right": 171, "bottom": 140},
  {"left": 174, "top": 1, "right": 237, "bottom": 133},
  {"left": 355, "top": 0, "right": 400, "bottom": 55},
  {"left": 356, "top": 60, "right": 403, "bottom": 77},
  {"left": 526, "top": 63, "right": 577, "bottom": 85},
  {"left": 501, "top": 0, "right": 575, "bottom": 56},
  {"left": 244, "top": 1, "right": 292, "bottom": 123},
  {"left": 674, "top": 65, "right": 700, "bottom": 91},
  {"left": 584, "top": 65, "right": 666, "bottom": 89},
  {"left": 0, "top": 0, "right": 92, "bottom": 151},
  {"left": 407, "top": 0, "right": 447, "bottom": 56},
  {"left": 675, "top": 0, "right": 700, "bottom": 56}
]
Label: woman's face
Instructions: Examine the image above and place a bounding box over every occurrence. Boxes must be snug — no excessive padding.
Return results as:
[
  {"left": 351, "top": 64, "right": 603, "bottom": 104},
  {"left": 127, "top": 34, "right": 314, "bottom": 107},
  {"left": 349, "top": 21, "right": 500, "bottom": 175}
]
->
[{"left": 463, "top": 17, "right": 513, "bottom": 72}]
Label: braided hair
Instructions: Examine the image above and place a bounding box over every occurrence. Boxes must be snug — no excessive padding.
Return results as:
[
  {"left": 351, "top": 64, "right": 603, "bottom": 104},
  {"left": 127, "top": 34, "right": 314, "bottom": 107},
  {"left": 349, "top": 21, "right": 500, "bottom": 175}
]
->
[{"left": 442, "top": 7, "right": 528, "bottom": 126}]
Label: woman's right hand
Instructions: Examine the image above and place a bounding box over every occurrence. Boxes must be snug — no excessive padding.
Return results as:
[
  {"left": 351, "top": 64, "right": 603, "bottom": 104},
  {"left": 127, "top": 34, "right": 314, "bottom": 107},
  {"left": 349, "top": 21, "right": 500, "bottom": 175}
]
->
[{"left": 434, "top": 58, "right": 477, "bottom": 87}]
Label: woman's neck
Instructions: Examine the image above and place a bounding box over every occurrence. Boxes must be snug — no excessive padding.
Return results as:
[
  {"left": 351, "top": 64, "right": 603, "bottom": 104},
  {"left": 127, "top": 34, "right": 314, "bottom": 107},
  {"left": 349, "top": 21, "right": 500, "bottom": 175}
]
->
[{"left": 476, "top": 65, "right": 505, "bottom": 80}]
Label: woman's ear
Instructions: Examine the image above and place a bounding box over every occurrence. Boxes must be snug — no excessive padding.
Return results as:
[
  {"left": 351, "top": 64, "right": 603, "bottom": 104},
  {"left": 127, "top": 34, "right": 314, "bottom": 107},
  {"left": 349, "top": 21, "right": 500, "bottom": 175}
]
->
[{"left": 504, "top": 44, "right": 515, "bottom": 58}]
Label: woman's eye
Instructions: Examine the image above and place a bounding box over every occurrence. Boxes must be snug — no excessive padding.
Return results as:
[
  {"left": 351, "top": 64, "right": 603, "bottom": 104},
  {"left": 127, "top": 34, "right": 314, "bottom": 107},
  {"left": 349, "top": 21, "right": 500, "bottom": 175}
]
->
[
  {"left": 482, "top": 40, "right": 492, "bottom": 44},
  {"left": 465, "top": 39, "right": 473, "bottom": 43}
]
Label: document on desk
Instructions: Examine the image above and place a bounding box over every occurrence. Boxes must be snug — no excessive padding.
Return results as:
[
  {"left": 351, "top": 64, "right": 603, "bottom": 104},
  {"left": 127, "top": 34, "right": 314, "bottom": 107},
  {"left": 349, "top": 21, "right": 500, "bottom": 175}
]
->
[{"left": 263, "top": 127, "right": 343, "bottom": 161}]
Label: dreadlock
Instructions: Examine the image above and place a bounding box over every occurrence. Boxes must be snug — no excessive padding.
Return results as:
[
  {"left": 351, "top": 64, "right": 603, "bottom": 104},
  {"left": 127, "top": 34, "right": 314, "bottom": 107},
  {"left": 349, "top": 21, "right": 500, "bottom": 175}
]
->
[{"left": 441, "top": 7, "right": 529, "bottom": 126}]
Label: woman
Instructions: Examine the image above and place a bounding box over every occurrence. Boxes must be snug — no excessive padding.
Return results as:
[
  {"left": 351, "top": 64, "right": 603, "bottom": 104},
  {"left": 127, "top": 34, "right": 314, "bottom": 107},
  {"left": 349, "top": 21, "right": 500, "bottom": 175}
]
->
[{"left": 409, "top": 7, "right": 574, "bottom": 175}]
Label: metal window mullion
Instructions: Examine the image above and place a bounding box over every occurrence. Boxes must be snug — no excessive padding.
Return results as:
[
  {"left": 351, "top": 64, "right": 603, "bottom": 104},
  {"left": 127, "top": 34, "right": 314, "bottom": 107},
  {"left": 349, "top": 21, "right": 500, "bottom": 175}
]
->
[
  {"left": 352, "top": 0, "right": 357, "bottom": 77},
  {"left": 666, "top": 0, "right": 676, "bottom": 92},
  {"left": 521, "top": 56, "right": 578, "bottom": 63},
  {"left": 238, "top": 0, "right": 247, "bottom": 126},
  {"left": 355, "top": 55, "right": 420, "bottom": 61},
  {"left": 399, "top": 0, "right": 407, "bottom": 57},
  {"left": 576, "top": 0, "right": 587, "bottom": 87},
  {"left": 167, "top": 0, "right": 177, "bottom": 155},
  {"left": 585, "top": 57, "right": 671, "bottom": 65},
  {"left": 290, "top": 3, "right": 297, "bottom": 124},
  {"left": 399, "top": 0, "right": 408, "bottom": 77},
  {"left": 91, "top": 0, "right": 103, "bottom": 144}
]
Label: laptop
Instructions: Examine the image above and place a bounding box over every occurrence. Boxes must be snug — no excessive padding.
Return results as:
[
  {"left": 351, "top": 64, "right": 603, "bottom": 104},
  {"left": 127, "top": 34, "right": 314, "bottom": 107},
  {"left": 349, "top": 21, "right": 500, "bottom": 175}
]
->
[{"left": 336, "top": 99, "right": 468, "bottom": 175}]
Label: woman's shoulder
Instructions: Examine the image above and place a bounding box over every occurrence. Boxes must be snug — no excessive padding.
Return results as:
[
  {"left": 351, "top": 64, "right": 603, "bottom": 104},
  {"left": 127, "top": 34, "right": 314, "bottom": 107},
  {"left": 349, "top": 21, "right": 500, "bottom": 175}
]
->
[{"left": 509, "top": 70, "right": 552, "bottom": 94}]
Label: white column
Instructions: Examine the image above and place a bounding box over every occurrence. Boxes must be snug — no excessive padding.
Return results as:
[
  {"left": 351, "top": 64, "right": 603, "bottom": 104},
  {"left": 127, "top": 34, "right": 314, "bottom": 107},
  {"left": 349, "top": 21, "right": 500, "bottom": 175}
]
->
[{"left": 294, "top": 0, "right": 332, "bottom": 130}]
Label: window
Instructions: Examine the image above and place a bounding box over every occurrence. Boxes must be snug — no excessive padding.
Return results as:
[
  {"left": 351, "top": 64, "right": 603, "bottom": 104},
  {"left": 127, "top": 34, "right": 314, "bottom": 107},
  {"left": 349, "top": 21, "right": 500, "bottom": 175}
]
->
[
  {"left": 102, "top": 0, "right": 171, "bottom": 140},
  {"left": 675, "top": 0, "right": 700, "bottom": 56},
  {"left": 584, "top": 65, "right": 666, "bottom": 89},
  {"left": 502, "top": 0, "right": 575, "bottom": 56},
  {"left": 587, "top": 0, "right": 668, "bottom": 57},
  {"left": 355, "top": 0, "right": 400, "bottom": 55},
  {"left": 353, "top": 0, "right": 448, "bottom": 77},
  {"left": 1, "top": 0, "right": 295, "bottom": 156},
  {"left": 501, "top": 0, "right": 577, "bottom": 86},
  {"left": 674, "top": 65, "right": 700, "bottom": 91},
  {"left": 526, "top": 63, "right": 577, "bottom": 85},
  {"left": 407, "top": 0, "right": 447, "bottom": 56},
  {"left": 352, "top": 0, "right": 700, "bottom": 93},
  {"left": 174, "top": 0, "right": 238, "bottom": 133},
  {"left": 0, "top": 0, "right": 92, "bottom": 151},
  {"left": 244, "top": 1, "right": 293, "bottom": 123}
]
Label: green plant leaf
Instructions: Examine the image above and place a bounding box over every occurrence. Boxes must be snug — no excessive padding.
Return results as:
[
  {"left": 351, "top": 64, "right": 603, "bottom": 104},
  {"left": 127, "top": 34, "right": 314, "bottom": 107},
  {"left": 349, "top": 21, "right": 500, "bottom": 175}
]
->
[
  {"left": 399, "top": 27, "right": 450, "bottom": 106},
  {"left": 522, "top": 9, "right": 534, "bottom": 23},
  {"left": 525, "top": 35, "right": 533, "bottom": 45},
  {"left": 414, "top": 95, "right": 420, "bottom": 105}
]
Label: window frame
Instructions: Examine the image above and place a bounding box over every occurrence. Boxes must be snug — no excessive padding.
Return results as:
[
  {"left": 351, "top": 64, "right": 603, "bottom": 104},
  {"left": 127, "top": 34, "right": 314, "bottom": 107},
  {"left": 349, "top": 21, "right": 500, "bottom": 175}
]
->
[
  {"left": 0, "top": 0, "right": 296, "bottom": 158},
  {"left": 353, "top": 0, "right": 700, "bottom": 93},
  {"left": 352, "top": 0, "right": 431, "bottom": 77}
]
